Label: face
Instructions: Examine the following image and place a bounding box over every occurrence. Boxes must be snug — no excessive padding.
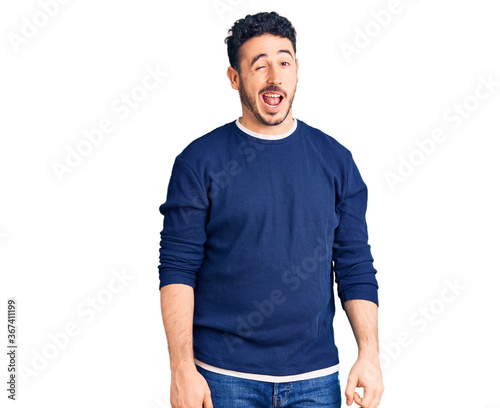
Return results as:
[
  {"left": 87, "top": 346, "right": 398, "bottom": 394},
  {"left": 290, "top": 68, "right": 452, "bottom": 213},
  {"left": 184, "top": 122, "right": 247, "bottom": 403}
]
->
[{"left": 228, "top": 34, "right": 299, "bottom": 128}]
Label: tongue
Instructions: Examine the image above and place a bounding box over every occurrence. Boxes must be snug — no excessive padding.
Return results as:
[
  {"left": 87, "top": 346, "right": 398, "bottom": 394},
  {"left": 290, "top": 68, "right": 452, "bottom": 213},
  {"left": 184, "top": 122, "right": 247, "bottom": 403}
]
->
[{"left": 263, "top": 95, "right": 281, "bottom": 106}]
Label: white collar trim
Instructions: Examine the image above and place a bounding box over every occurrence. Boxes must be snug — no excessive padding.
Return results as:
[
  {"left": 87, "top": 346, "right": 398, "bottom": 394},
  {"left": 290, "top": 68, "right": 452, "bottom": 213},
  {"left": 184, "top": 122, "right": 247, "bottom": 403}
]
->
[{"left": 236, "top": 118, "right": 297, "bottom": 140}]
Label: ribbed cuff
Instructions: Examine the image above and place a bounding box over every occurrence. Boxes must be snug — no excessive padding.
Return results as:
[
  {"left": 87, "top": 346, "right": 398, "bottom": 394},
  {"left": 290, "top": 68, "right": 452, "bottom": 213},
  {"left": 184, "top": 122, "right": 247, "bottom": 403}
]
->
[
  {"left": 159, "top": 272, "right": 196, "bottom": 290},
  {"left": 340, "top": 283, "right": 378, "bottom": 310}
]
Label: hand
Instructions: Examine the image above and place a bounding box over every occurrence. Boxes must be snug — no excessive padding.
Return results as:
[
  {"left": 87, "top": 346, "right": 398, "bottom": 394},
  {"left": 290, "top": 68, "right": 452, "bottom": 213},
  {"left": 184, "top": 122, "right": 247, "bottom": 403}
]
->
[
  {"left": 345, "top": 352, "right": 384, "bottom": 408},
  {"left": 170, "top": 361, "right": 213, "bottom": 408}
]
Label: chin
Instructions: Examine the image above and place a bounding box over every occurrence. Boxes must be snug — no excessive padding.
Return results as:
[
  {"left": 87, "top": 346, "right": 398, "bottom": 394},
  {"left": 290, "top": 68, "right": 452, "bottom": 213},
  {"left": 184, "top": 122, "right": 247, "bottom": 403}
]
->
[
  {"left": 263, "top": 115, "right": 287, "bottom": 126},
  {"left": 258, "top": 108, "right": 290, "bottom": 126}
]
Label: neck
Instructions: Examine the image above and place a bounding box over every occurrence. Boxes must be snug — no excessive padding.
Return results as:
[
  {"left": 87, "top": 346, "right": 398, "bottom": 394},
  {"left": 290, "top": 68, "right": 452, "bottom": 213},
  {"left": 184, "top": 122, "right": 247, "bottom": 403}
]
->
[{"left": 239, "top": 109, "right": 295, "bottom": 135}]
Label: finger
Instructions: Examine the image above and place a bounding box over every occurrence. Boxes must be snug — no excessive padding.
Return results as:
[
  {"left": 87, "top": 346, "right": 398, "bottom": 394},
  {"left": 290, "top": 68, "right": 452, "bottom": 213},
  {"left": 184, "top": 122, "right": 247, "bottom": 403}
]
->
[
  {"left": 367, "top": 389, "right": 384, "bottom": 408},
  {"left": 367, "top": 396, "right": 382, "bottom": 408},
  {"left": 359, "top": 389, "right": 375, "bottom": 408},
  {"left": 353, "top": 391, "right": 363, "bottom": 406},
  {"left": 345, "top": 375, "right": 358, "bottom": 405},
  {"left": 364, "top": 386, "right": 384, "bottom": 408},
  {"left": 203, "top": 391, "right": 213, "bottom": 408}
]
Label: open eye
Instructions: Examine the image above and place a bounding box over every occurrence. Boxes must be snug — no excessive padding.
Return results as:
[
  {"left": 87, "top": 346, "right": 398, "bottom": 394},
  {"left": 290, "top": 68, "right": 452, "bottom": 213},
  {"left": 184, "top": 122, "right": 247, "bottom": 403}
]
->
[{"left": 281, "top": 61, "right": 290, "bottom": 67}]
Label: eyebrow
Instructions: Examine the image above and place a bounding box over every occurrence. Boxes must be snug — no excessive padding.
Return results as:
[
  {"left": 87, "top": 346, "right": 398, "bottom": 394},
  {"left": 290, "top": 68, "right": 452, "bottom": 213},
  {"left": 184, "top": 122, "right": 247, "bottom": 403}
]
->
[{"left": 250, "top": 50, "right": 293, "bottom": 67}]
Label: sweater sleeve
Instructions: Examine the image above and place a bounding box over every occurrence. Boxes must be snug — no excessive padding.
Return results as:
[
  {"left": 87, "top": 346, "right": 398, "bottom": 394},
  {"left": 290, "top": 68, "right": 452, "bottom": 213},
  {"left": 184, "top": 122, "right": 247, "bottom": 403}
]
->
[
  {"left": 332, "top": 152, "right": 379, "bottom": 310},
  {"left": 158, "top": 155, "right": 209, "bottom": 290}
]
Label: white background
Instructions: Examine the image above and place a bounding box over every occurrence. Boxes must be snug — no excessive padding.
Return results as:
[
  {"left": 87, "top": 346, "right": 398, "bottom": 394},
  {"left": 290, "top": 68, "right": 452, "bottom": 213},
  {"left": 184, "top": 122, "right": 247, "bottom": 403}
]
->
[{"left": 1, "top": 0, "right": 499, "bottom": 407}]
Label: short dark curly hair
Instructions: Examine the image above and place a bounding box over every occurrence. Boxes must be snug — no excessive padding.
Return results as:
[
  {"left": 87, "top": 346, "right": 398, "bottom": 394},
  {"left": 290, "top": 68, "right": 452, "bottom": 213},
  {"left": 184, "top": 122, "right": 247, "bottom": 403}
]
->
[{"left": 225, "top": 11, "right": 297, "bottom": 73}]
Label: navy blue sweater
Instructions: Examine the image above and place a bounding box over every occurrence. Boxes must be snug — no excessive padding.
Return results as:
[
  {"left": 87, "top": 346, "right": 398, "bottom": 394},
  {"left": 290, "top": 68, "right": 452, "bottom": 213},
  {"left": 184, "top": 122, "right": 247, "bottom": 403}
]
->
[{"left": 158, "top": 119, "right": 378, "bottom": 376}]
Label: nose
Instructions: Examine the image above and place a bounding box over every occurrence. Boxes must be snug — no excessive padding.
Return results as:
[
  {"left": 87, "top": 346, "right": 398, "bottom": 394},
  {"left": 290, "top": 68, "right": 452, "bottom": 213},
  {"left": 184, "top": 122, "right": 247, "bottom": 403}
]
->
[{"left": 267, "top": 64, "right": 282, "bottom": 85}]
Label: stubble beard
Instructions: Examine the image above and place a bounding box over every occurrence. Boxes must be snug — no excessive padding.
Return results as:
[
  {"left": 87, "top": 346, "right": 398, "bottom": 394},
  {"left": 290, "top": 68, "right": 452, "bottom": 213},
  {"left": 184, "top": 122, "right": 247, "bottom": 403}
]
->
[{"left": 238, "top": 78, "right": 296, "bottom": 127}]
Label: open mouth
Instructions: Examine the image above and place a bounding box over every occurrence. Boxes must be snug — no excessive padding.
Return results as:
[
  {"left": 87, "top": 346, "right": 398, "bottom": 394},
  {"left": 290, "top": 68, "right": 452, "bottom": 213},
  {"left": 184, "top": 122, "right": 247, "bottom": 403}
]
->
[{"left": 261, "top": 92, "right": 283, "bottom": 110}]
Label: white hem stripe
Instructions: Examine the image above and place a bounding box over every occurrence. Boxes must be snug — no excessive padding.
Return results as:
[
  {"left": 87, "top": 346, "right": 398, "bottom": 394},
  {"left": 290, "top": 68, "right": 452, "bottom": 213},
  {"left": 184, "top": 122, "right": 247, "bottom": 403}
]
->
[{"left": 194, "top": 359, "right": 339, "bottom": 383}]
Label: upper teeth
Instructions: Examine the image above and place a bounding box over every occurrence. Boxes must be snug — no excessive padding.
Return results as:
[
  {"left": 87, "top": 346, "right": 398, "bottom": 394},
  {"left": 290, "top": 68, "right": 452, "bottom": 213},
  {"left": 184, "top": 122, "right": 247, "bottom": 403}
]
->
[{"left": 264, "top": 93, "right": 281, "bottom": 98}]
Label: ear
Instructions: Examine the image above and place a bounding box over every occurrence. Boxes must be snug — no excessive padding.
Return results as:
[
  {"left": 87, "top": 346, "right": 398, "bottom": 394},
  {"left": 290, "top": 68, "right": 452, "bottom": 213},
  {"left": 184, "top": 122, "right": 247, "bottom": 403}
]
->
[
  {"left": 295, "top": 58, "right": 299, "bottom": 82},
  {"left": 227, "top": 66, "right": 240, "bottom": 90}
]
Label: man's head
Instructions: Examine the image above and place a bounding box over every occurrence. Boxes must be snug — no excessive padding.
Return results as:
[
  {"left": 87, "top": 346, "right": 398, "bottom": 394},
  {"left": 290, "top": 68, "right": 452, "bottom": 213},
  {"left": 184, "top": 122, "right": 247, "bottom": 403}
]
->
[
  {"left": 225, "top": 12, "right": 299, "bottom": 131},
  {"left": 225, "top": 12, "right": 297, "bottom": 73}
]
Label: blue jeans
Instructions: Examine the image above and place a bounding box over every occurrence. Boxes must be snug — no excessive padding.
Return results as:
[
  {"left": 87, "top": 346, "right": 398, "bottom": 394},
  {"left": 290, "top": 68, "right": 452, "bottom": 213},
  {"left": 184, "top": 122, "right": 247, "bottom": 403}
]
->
[{"left": 196, "top": 365, "right": 342, "bottom": 408}]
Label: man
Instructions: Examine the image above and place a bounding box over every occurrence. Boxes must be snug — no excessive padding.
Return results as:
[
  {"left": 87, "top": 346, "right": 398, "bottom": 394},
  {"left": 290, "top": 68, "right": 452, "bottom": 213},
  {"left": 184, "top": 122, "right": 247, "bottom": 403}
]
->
[{"left": 158, "top": 11, "right": 384, "bottom": 408}]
